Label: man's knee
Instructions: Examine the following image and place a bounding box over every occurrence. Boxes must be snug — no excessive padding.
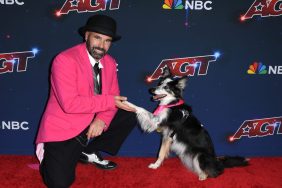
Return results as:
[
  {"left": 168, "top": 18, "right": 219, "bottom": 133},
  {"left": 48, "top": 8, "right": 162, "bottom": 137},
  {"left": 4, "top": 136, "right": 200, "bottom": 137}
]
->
[
  {"left": 43, "top": 180, "right": 73, "bottom": 188},
  {"left": 41, "top": 171, "right": 74, "bottom": 188},
  {"left": 126, "top": 111, "right": 137, "bottom": 121},
  {"left": 48, "top": 178, "right": 74, "bottom": 188},
  {"left": 40, "top": 160, "right": 75, "bottom": 188},
  {"left": 113, "top": 109, "right": 137, "bottom": 126},
  {"left": 121, "top": 110, "right": 137, "bottom": 122}
]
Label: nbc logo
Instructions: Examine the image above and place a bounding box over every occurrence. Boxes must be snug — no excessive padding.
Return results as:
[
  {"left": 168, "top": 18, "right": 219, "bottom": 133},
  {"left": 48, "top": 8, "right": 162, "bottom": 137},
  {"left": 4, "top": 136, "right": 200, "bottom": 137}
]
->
[
  {"left": 0, "top": 0, "right": 24, "bottom": 5},
  {"left": 247, "top": 62, "right": 282, "bottom": 75},
  {"left": 162, "top": 0, "right": 212, "bottom": 10}
]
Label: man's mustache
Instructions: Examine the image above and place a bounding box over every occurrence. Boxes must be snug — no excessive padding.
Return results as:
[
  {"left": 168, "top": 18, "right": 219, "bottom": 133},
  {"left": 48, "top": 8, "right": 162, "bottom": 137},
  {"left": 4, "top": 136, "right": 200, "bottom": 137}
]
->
[{"left": 92, "top": 47, "right": 106, "bottom": 53}]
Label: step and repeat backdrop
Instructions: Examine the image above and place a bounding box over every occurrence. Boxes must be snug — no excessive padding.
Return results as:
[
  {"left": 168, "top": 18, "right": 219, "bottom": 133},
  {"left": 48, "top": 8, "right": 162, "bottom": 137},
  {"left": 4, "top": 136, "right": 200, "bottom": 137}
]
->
[{"left": 0, "top": 0, "right": 281, "bottom": 156}]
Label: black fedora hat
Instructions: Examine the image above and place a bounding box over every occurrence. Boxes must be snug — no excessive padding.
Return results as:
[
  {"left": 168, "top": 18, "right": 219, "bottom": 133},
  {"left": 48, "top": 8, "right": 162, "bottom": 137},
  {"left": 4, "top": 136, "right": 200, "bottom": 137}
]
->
[{"left": 79, "top": 14, "right": 121, "bottom": 42}]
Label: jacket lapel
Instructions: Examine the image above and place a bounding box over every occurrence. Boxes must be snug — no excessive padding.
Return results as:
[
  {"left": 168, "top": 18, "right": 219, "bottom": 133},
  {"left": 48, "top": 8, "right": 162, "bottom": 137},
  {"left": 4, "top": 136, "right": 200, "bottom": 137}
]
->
[{"left": 78, "top": 43, "right": 94, "bottom": 93}]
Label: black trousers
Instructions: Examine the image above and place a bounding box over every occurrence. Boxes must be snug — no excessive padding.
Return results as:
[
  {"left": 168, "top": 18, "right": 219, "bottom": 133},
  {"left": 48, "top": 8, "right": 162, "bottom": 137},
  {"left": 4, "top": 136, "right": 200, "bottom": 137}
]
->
[{"left": 40, "top": 110, "right": 136, "bottom": 188}]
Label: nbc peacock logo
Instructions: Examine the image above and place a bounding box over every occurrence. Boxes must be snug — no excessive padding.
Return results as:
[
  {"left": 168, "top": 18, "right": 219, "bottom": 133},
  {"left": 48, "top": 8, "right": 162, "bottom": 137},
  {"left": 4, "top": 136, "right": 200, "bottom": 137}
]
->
[
  {"left": 247, "top": 61, "right": 282, "bottom": 75},
  {"left": 247, "top": 62, "right": 267, "bottom": 74},
  {"left": 162, "top": 0, "right": 213, "bottom": 28},
  {"left": 163, "top": 0, "right": 184, "bottom": 9},
  {"left": 162, "top": 0, "right": 212, "bottom": 10}
]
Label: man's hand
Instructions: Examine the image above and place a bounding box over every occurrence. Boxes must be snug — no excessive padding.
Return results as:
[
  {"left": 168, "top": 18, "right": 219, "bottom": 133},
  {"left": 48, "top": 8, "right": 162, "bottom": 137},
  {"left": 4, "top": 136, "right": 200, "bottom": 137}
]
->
[
  {"left": 114, "top": 96, "right": 136, "bottom": 112},
  {"left": 87, "top": 118, "right": 105, "bottom": 139}
]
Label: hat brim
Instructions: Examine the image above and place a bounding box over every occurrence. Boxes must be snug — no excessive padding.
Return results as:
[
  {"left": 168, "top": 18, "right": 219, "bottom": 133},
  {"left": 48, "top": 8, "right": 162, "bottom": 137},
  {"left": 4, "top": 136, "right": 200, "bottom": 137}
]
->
[{"left": 79, "top": 26, "right": 121, "bottom": 42}]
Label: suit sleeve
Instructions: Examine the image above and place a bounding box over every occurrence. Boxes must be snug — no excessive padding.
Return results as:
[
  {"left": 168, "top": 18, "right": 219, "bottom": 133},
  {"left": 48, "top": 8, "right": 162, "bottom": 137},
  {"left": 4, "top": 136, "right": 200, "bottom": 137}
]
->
[
  {"left": 96, "top": 60, "right": 120, "bottom": 130},
  {"left": 51, "top": 55, "right": 116, "bottom": 114}
]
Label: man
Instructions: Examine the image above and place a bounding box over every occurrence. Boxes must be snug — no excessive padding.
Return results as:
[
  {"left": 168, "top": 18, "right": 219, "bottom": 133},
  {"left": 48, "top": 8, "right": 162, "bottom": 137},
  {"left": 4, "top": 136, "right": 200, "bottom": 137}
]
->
[{"left": 36, "top": 14, "right": 136, "bottom": 188}]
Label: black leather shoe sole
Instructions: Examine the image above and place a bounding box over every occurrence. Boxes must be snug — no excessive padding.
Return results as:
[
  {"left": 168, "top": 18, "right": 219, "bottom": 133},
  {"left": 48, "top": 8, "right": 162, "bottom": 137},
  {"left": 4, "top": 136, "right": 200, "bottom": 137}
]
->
[
  {"left": 79, "top": 157, "right": 117, "bottom": 170},
  {"left": 93, "top": 161, "right": 117, "bottom": 170}
]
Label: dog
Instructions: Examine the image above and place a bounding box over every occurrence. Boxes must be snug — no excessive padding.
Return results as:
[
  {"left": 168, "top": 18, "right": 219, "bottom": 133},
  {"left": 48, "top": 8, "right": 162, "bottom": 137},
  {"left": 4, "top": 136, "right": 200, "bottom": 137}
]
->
[{"left": 124, "top": 67, "right": 249, "bottom": 181}]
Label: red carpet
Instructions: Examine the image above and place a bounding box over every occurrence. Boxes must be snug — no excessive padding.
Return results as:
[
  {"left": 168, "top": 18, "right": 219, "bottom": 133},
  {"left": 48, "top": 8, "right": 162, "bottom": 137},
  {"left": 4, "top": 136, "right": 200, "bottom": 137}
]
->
[{"left": 0, "top": 155, "right": 282, "bottom": 188}]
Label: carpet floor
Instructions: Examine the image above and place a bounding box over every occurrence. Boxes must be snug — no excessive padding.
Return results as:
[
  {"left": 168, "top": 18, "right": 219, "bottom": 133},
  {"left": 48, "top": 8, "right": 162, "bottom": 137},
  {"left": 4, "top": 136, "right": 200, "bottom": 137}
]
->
[{"left": 0, "top": 155, "right": 281, "bottom": 188}]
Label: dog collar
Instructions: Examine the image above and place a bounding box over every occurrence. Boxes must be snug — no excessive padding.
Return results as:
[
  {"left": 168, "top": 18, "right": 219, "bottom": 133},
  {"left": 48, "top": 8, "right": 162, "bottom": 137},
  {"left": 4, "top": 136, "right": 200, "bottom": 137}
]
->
[{"left": 153, "top": 99, "right": 184, "bottom": 115}]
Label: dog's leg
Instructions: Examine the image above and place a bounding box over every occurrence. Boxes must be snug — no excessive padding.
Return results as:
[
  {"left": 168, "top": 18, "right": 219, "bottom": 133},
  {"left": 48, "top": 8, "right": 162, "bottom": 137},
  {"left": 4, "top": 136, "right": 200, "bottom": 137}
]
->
[
  {"left": 179, "top": 153, "right": 208, "bottom": 181},
  {"left": 149, "top": 137, "right": 172, "bottom": 169},
  {"left": 192, "top": 155, "right": 208, "bottom": 181},
  {"left": 122, "top": 101, "right": 139, "bottom": 110},
  {"left": 123, "top": 101, "right": 166, "bottom": 132}
]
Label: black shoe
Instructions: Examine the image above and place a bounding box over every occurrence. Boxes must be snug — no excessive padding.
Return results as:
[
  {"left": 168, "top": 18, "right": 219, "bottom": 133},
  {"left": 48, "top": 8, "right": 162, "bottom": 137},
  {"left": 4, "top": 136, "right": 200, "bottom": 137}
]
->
[{"left": 79, "top": 151, "right": 117, "bottom": 170}]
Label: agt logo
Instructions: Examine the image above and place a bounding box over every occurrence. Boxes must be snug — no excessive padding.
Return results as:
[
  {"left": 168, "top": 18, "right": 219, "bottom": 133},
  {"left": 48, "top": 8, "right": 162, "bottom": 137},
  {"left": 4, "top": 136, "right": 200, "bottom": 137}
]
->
[
  {"left": 56, "top": 0, "right": 120, "bottom": 16},
  {"left": 146, "top": 52, "right": 220, "bottom": 82},
  {"left": 162, "top": 0, "right": 213, "bottom": 10},
  {"left": 247, "top": 62, "right": 282, "bottom": 75},
  {"left": 1, "top": 121, "right": 29, "bottom": 131},
  {"left": 0, "top": 0, "right": 24, "bottom": 5},
  {"left": 241, "top": 0, "right": 282, "bottom": 21},
  {"left": 229, "top": 116, "right": 282, "bottom": 141},
  {"left": 0, "top": 49, "right": 38, "bottom": 74}
]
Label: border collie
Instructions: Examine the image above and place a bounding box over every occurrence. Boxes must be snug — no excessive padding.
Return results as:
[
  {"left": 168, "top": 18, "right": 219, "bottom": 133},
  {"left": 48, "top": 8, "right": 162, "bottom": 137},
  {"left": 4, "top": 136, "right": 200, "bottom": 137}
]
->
[{"left": 124, "top": 67, "right": 248, "bottom": 180}]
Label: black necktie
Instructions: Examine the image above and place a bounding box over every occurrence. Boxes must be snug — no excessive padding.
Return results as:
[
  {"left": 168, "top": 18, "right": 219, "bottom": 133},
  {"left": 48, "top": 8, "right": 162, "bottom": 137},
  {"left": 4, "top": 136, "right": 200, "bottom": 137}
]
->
[{"left": 93, "top": 63, "right": 101, "bottom": 94}]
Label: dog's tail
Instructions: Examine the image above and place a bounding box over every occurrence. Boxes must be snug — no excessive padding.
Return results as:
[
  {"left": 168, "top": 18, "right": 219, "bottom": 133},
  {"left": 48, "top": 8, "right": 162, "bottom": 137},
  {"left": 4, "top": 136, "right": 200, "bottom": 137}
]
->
[
  {"left": 198, "top": 155, "right": 249, "bottom": 178},
  {"left": 217, "top": 156, "right": 249, "bottom": 168}
]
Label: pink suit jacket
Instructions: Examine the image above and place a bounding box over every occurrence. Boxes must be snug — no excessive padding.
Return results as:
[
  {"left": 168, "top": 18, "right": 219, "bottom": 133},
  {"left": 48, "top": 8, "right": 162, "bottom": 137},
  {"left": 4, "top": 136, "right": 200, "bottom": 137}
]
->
[{"left": 36, "top": 43, "right": 119, "bottom": 143}]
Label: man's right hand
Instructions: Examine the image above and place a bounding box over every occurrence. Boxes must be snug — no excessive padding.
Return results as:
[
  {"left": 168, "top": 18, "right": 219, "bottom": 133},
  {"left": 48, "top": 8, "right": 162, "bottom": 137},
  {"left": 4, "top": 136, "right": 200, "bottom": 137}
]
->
[{"left": 114, "top": 96, "right": 136, "bottom": 112}]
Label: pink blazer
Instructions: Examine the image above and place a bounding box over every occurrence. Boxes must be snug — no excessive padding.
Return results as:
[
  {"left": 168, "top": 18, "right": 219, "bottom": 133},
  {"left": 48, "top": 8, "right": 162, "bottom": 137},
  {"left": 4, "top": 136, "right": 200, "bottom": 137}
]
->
[{"left": 36, "top": 43, "right": 119, "bottom": 143}]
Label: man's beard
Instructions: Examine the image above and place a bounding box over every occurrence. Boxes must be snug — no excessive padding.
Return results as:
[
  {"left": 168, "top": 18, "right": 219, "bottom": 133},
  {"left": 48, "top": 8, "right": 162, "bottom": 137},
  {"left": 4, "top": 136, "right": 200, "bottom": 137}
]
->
[{"left": 86, "top": 40, "right": 106, "bottom": 60}]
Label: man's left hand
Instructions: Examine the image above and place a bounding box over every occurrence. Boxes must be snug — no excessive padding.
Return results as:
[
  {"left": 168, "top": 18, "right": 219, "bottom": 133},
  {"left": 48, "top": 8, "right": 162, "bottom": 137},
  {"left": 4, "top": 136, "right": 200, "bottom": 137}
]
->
[{"left": 87, "top": 118, "right": 105, "bottom": 139}]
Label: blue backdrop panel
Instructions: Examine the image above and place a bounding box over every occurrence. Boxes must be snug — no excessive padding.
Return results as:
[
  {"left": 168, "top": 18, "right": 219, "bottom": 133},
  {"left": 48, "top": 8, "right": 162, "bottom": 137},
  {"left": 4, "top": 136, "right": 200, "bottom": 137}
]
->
[{"left": 0, "top": 0, "right": 281, "bottom": 156}]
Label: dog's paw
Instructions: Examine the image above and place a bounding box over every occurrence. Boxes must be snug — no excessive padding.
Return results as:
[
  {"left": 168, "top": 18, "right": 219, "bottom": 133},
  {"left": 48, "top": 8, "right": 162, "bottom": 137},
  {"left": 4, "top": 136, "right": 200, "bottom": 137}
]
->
[
  {"left": 141, "top": 125, "right": 154, "bottom": 133},
  {"left": 148, "top": 163, "right": 160, "bottom": 169},
  {"left": 146, "top": 127, "right": 156, "bottom": 133},
  {"left": 123, "top": 101, "right": 145, "bottom": 114},
  {"left": 198, "top": 173, "right": 208, "bottom": 181},
  {"left": 146, "top": 125, "right": 158, "bottom": 133},
  {"left": 122, "top": 101, "right": 138, "bottom": 109}
]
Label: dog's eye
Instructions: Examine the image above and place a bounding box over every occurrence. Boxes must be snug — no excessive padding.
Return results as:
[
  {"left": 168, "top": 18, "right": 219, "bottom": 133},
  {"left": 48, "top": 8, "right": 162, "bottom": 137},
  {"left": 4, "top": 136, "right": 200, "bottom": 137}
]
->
[{"left": 163, "top": 86, "right": 168, "bottom": 89}]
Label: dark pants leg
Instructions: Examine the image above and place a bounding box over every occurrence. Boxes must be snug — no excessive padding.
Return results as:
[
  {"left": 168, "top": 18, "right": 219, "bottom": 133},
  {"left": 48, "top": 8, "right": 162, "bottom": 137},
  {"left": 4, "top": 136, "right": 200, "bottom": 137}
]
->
[
  {"left": 39, "top": 128, "right": 88, "bottom": 188},
  {"left": 84, "top": 109, "right": 137, "bottom": 155},
  {"left": 39, "top": 110, "right": 136, "bottom": 187}
]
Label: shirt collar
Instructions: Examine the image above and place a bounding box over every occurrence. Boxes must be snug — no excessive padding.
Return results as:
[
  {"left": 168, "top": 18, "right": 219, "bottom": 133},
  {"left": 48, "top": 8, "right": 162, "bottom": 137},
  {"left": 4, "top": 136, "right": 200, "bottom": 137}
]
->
[{"left": 87, "top": 50, "right": 104, "bottom": 69}]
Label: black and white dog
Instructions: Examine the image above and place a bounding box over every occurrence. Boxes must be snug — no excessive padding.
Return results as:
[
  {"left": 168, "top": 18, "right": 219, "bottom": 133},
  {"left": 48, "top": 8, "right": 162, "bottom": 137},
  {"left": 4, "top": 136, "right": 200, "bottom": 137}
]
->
[{"left": 124, "top": 67, "right": 248, "bottom": 180}]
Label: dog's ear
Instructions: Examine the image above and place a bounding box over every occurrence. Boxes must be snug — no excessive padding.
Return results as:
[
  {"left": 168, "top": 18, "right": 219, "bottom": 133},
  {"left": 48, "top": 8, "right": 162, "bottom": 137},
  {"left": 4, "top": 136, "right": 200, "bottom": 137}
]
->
[
  {"left": 177, "top": 77, "right": 187, "bottom": 90},
  {"left": 162, "top": 66, "right": 172, "bottom": 78}
]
